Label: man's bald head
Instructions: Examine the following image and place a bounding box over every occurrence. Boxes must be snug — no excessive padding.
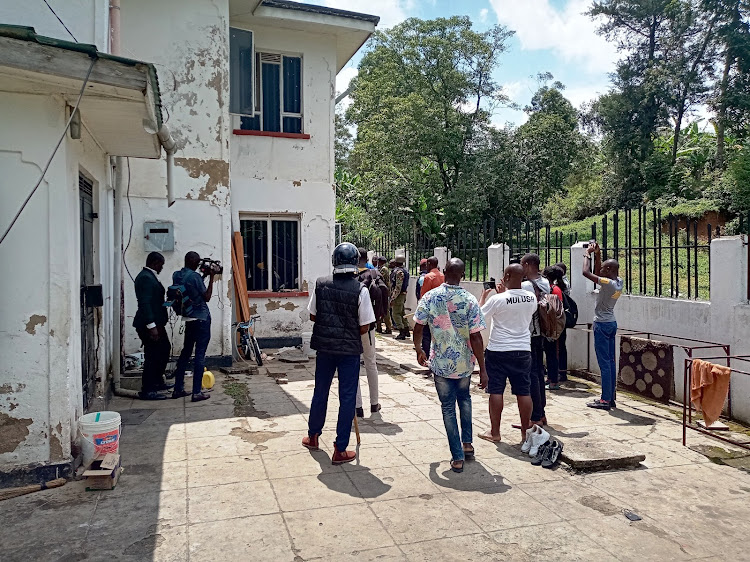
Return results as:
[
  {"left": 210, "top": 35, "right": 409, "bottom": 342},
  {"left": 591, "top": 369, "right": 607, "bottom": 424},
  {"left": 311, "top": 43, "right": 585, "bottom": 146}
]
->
[
  {"left": 601, "top": 259, "right": 620, "bottom": 279},
  {"left": 426, "top": 256, "right": 438, "bottom": 270},
  {"left": 503, "top": 263, "right": 525, "bottom": 289},
  {"left": 444, "top": 258, "right": 465, "bottom": 285}
]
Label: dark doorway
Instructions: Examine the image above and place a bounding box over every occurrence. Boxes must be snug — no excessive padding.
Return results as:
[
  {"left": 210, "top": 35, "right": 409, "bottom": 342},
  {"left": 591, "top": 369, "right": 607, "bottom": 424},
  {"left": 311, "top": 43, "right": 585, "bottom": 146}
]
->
[{"left": 79, "top": 173, "right": 96, "bottom": 411}]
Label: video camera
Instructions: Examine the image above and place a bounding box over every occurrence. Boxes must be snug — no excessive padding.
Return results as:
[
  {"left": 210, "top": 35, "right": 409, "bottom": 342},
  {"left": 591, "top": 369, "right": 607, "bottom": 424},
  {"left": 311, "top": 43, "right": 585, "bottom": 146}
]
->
[{"left": 199, "top": 258, "right": 223, "bottom": 276}]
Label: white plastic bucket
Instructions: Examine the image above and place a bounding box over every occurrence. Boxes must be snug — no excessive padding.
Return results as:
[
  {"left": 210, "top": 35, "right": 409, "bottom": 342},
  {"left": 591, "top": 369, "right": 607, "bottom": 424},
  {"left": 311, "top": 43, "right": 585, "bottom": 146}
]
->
[
  {"left": 301, "top": 331, "right": 316, "bottom": 358},
  {"left": 79, "top": 411, "right": 121, "bottom": 467}
]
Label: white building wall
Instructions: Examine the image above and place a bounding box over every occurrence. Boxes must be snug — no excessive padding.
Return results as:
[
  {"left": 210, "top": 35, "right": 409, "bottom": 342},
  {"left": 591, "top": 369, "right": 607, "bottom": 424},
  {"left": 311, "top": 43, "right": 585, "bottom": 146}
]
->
[
  {"left": 0, "top": 92, "right": 109, "bottom": 468},
  {"left": 567, "top": 237, "right": 750, "bottom": 423},
  {"left": 0, "top": 0, "right": 109, "bottom": 51},
  {"left": 120, "top": 0, "right": 233, "bottom": 359},
  {"left": 230, "top": 25, "right": 337, "bottom": 339}
]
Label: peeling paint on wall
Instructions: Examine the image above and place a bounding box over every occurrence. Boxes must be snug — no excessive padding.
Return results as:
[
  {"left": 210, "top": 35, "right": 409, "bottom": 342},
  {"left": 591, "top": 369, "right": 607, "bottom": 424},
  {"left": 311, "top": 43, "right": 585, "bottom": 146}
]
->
[
  {"left": 0, "top": 384, "right": 12, "bottom": 394},
  {"left": 175, "top": 157, "right": 229, "bottom": 201},
  {"left": 266, "top": 300, "right": 281, "bottom": 311},
  {"left": 292, "top": 180, "right": 301, "bottom": 187},
  {"left": 49, "top": 433, "right": 63, "bottom": 460},
  {"left": 0, "top": 411, "right": 32, "bottom": 454},
  {"left": 24, "top": 314, "right": 47, "bottom": 334},
  {"left": 249, "top": 303, "right": 258, "bottom": 315}
]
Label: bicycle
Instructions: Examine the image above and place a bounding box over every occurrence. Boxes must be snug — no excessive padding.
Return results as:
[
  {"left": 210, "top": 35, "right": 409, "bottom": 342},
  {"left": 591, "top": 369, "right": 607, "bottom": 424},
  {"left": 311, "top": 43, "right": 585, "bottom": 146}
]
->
[{"left": 233, "top": 315, "right": 263, "bottom": 366}]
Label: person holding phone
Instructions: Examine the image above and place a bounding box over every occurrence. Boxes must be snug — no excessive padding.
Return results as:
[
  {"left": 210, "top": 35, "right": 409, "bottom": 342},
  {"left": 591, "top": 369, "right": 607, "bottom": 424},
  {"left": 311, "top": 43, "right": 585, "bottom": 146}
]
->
[{"left": 478, "top": 264, "right": 537, "bottom": 444}]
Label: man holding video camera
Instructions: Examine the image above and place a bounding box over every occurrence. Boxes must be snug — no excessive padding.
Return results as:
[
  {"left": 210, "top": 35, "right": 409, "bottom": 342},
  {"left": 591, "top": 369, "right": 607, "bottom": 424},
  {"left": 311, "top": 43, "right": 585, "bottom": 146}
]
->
[{"left": 171, "top": 251, "right": 218, "bottom": 402}]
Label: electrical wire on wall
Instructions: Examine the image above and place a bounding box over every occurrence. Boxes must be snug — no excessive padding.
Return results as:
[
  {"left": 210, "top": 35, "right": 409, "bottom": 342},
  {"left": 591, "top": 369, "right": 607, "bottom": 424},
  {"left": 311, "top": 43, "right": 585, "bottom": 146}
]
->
[
  {"left": 123, "top": 157, "right": 135, "bottom": 282},
  {"left": 0, "top": 56, "right": 96, "bottom": 247},
  {"left": 42, "top": 0, "right": 78, "bottom": 42}
]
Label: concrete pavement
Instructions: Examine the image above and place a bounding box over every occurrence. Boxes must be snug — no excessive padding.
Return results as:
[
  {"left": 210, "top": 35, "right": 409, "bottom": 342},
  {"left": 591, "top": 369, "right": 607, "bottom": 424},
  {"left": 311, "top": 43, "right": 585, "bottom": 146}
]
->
[{"left": 3, "top": 334, "right": 750, "bottom": 561}]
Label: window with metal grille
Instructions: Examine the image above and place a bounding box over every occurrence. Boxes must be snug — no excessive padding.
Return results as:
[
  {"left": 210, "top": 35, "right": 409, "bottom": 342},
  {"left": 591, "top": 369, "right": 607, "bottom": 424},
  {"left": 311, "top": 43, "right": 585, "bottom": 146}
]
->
[
  {"left": 240, "top": 216, "right": 300, "bottom": 292},
  {"left": 236, "top": 51, "right": 303, "bottom": 134}
]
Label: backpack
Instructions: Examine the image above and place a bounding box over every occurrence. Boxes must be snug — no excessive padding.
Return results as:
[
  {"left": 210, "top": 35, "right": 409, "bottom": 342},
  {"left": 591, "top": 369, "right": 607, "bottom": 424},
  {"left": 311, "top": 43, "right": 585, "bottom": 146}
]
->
[
  {"left": 561, "top": 292, "right": 578, "bottom": 329},
  {"left": 359, "top": 270, "right": 388, "bottom": 322},
  {"left": 165, "top": 284, "right": 193, "bottom": 316},
  {"left": 529, "top": 280, "right": 565, "bottom": 341}
]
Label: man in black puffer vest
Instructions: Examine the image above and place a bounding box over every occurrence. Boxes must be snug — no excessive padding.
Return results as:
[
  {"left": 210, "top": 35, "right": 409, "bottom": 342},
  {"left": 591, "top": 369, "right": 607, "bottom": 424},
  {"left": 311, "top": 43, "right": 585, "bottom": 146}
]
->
[{"left": 303, "top": 242, "right": 375, "bottom": 464}]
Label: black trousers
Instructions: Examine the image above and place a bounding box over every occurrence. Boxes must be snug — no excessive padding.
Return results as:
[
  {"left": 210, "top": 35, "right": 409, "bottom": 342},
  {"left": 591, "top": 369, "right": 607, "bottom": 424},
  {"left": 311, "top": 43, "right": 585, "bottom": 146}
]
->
[
  {"left": 137, "top": 326, "right": 171, "bottom": 393},
  {"left": 529, "top": 336, "right": 546, "bottom": 421}
]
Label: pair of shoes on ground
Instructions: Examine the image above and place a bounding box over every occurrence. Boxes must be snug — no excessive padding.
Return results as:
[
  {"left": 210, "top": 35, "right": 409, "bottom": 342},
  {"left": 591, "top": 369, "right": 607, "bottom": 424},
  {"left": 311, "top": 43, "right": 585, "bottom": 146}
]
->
[
  {"left": 356, "top": 403, "right": 382, "bottom": 418},
  {"left": 302, "top": 434, "right": 356, "bottom": 465},
  {"left": 531, "top": 438, "right": 563, "bottom": 468},
  {"left": 521, "top": 424, "right": 550, "bottom": 456},
  {"left": 170, "top": 389, "right": 210, "bottom": 402},
  {"left": 587, "top": 398, "right": 616, "bottom": 410}
]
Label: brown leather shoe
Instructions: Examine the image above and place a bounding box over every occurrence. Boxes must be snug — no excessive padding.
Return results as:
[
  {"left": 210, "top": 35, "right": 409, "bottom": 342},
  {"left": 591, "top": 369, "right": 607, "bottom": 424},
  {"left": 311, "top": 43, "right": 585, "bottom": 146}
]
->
[
  {"left": 331, "top": 445, "right": 356, "bottom": 465},
  {"left": 302, "top": 434, "right": 319, "bottom": 450}
]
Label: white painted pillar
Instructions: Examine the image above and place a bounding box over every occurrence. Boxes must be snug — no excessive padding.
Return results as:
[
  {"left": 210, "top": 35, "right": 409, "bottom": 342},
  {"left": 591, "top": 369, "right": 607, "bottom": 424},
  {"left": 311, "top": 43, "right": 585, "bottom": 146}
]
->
[
  {"left": 487, "top": 243, "right": 509, "bottom": 282},
  {"left": 434, "top": 247, "right": 448, "bottom": 270},
  {"left": 567, "top": 242, "right": 595, "bottom": 373}
]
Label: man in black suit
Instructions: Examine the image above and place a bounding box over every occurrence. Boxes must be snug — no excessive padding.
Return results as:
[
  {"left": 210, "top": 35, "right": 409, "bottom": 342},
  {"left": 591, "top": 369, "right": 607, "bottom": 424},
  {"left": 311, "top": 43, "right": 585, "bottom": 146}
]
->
[{"left": 133, "top": 252, "right": 171, "bottom": 400}]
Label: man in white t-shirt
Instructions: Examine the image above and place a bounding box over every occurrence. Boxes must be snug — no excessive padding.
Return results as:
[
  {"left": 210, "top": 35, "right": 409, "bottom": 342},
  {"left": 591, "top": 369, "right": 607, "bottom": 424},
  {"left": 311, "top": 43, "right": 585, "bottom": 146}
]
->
[{"left": 478, "top": 263, "right": 538, "bottom": 444}]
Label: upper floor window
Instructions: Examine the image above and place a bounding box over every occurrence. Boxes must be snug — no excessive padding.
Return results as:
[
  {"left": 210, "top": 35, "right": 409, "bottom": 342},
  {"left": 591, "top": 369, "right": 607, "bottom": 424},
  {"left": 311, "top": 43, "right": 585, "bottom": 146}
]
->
[{"left": 229, "top": 28, "right": 303, "bottom": 135}]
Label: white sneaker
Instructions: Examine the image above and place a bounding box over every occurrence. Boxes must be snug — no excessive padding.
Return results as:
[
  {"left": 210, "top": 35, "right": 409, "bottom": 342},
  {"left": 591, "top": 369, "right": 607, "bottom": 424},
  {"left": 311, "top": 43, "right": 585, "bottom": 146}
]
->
[
  {"left": 528, "top": 426, "right": 550, "bottom": 457},
  {"left": 521, "top": 424, "right": 537, "bottom": 453}
]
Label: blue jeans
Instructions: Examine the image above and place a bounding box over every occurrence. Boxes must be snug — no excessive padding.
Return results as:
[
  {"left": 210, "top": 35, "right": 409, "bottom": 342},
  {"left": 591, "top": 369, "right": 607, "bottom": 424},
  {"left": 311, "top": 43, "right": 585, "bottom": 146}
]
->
[
  {"left": 594, "top": 321, "right": 618, "bottom": 401},
  {"left": 173, "top": 318, "right": 211, "bottom": 395},
  {"left": 434, "top": 376, "right": 472, "bottom": 462},
  {"left": 308, "top": 351, "right": 360, "bottom": 451}
]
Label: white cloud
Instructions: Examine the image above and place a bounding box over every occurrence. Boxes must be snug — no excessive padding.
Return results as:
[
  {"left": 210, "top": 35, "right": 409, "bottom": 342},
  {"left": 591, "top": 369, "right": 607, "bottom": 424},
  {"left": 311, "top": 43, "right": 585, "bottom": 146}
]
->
[
  {"left": 501, "top": 80, "right": 527, "bottom": 102},
  {"left": 488, "top": 0, "right": 619, "bottom": 75},
  {"left": 298, "top": 0, "right": 414, "bottom": 29},
  {"left": 479, "top": 8, "right": 489, "bottom": 23}
]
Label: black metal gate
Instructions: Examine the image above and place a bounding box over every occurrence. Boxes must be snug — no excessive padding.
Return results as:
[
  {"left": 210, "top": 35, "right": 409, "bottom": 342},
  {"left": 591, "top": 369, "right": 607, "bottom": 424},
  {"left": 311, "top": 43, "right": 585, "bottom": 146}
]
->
[{"left": 79, "top": 173, "right": 96, "bottom": 411}]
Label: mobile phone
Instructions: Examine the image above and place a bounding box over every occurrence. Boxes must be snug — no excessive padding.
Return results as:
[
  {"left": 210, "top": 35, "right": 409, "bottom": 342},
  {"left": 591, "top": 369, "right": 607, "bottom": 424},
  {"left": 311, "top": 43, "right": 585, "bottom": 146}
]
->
[{"left": 483, "top": 278, "right": 496, "bottom": 291}]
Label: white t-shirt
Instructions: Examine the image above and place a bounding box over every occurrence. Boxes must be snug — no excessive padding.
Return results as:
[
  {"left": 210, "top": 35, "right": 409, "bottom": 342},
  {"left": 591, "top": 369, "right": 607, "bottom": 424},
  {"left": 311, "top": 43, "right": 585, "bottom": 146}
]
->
[
  {"left": 307, "top": 285, "right": 375, "bottom": 326},
  {"left": 481, "top": 289, "right": 538, "bottom": 352}
]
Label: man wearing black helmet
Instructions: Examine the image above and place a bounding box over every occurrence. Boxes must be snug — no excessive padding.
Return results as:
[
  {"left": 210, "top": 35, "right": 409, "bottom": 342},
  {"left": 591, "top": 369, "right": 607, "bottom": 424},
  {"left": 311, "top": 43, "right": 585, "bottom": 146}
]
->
[{"left": 303, "top": 242, "right": 376, "bottom": 464}]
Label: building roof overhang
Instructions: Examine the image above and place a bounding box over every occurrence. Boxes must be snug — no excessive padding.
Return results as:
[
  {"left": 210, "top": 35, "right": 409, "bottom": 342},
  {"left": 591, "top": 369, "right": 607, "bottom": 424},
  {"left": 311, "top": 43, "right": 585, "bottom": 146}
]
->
[
  {"left": 0, "top": 25, "right": 164, "bottom": 158},
  {"left": 229, "top": 0, "right": 379, "bottom": 72}
]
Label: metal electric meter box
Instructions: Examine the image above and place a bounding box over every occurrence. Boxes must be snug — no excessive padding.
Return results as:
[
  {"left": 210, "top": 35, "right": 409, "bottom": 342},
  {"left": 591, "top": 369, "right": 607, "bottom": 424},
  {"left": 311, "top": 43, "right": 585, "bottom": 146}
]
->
[{"left": 143, "top": 221, "right": 174, "bottom": 252}]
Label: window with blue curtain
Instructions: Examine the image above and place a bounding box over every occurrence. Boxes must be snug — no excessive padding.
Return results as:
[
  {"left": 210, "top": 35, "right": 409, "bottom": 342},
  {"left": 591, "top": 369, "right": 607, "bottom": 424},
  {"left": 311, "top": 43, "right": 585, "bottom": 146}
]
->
[{"left": 238, "top": 52, "right": 303, "bottom": 134}]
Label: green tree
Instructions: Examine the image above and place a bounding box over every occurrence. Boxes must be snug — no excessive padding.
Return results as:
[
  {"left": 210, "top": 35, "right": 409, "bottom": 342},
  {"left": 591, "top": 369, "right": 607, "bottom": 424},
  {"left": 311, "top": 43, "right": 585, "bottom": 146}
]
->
[{"left": 346, "top": 16, "right": 514, "bottom": 232}]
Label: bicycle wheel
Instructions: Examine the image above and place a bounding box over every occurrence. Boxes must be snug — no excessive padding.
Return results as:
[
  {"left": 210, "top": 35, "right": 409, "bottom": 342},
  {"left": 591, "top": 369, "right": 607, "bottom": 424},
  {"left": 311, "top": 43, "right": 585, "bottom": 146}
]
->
[
  {"left": 234, "top": 326, "right": 251, "bottom": 362},
  {"left": 250, "top": 335, "right": 263, "bottom": 366}
]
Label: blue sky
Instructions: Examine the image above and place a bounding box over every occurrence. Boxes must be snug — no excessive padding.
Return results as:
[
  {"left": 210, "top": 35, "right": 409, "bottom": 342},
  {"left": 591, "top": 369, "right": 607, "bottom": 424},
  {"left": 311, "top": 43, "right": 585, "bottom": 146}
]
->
[{"left": 301, "top": 0, "right": 621, "bottom": 127}]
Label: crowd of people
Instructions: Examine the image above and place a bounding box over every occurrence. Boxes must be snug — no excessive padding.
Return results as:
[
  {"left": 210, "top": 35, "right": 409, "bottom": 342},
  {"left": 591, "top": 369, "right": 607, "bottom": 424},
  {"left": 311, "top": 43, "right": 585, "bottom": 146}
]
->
[{"left": 303, "top": 241, "right": 622, "bottom": 471}]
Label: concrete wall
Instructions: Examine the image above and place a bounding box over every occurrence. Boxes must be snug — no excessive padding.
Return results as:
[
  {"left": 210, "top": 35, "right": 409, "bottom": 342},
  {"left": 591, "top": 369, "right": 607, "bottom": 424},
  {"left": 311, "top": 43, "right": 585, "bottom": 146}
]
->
[
  {"left": 566, "top": 237, "right": 750, "bottom": 423},
  {"left": 0, "top": 92, "right": 110, "bottom": 470},
  {"left": 0, "top": 0, "right": 109, "bottom": 51},
  {"left": 229, "top": 24, "right": 337, "bottom": 339},
  {"left": 120, "top": 0, "right": 233, "bottom": 359}
]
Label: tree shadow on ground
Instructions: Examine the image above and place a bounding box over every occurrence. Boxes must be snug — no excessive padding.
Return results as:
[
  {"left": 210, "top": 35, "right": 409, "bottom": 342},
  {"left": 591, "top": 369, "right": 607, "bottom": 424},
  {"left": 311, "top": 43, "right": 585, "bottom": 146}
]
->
[{"left": 427, "top": 461, "right": 511, "bottom": 494}]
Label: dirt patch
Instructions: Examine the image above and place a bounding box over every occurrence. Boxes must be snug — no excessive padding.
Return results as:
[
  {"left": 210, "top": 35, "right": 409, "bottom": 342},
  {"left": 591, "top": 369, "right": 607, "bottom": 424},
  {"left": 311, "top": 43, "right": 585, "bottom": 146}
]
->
[
  {"left": 0, "top": 411, "right": 32, "bottom": 453},
  {"left": 230, "top": 419, "right": 287, "bottom": 452},
  {"left": 577, "top": 495, "right": 621, "bottom": 516},
  {"left": 222, "top": 380, "right": 270, "bottom": 418}
]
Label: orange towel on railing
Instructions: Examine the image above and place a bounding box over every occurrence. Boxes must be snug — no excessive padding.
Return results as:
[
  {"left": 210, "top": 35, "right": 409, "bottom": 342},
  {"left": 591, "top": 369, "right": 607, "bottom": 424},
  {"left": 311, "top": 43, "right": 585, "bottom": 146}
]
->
[{"left": 690, "top": 359, "right": 731, "bottom": 427}]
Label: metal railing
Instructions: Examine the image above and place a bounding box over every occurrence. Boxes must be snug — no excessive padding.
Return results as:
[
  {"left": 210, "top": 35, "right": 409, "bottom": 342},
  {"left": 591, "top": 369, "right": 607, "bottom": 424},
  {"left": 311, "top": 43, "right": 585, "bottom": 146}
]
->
[{"left": 339, "top": 205, "right": 724, "bottom": 299}]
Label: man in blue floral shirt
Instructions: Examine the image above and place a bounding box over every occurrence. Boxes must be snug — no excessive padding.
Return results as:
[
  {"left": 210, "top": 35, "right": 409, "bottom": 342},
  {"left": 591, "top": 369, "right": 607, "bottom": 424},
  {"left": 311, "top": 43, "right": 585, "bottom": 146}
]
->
[{"left": 413, "top": 258, "right": 487, "bottom": 473}]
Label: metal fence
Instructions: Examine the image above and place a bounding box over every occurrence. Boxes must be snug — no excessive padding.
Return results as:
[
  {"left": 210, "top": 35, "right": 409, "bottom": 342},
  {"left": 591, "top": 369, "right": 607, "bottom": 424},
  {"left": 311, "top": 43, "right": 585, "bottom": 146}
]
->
[
  {"left": 592, "top": 208, "right": 712, "bottom": 300},
  {"left": 340, "top": 206, "right": 723, "bottom": 300}
]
